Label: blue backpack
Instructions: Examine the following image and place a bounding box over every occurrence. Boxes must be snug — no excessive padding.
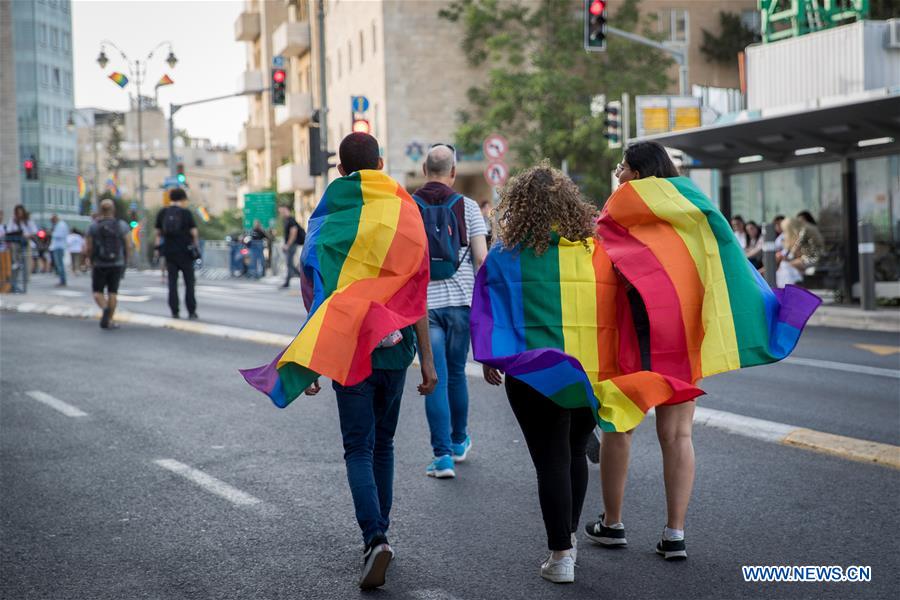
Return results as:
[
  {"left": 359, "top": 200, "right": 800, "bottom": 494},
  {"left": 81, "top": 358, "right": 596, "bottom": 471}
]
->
[{"left": 413, "top": 193, "right": 469, "bottom": 281}]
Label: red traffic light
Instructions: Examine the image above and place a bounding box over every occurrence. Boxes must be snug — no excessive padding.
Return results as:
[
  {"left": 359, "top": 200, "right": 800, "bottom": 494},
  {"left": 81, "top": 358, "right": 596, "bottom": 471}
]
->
[
  {"left": 37, "top": 229, "right": 47, "bottom": 239},
  {"left": 589, "top": 0, "right": 606, "bottom": 15},
  {"left": 24, "top": 159, "right": 34, "bottom": 169},
  {"left": 352, "top": 119, "right": 371, "bottom": 134},
  {"left": 272, "top": 69, "right": 286, "bottom": 83}
]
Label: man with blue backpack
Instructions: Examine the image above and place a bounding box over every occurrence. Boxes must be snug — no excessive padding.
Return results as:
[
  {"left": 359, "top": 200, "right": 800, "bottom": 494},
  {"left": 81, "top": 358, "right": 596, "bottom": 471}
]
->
[{"left": 413, "top": 144, "right": 488, "bottom": 479}]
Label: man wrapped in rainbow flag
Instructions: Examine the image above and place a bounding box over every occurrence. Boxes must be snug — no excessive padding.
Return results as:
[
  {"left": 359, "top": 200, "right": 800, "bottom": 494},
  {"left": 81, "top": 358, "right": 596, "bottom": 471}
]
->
[
  {"left": 241, "top": 133, "right": 437, "bottom": 590},
  {"left": 472, "top": 145, "right": 820, "bottom": 583}
]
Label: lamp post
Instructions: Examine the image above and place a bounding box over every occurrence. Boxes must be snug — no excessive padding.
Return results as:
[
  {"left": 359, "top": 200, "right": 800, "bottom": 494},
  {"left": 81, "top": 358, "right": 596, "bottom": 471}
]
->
[
  {"left": 67, "top": 110, "right": 100, "bottom": 214},
  {"left": 96, "top": 40, "right": 177, "bottom": 208}
]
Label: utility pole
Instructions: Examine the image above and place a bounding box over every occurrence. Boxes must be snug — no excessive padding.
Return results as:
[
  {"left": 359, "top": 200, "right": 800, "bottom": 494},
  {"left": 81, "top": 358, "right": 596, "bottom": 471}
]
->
[
  {"left": 135, "top": 60, "right": 145, "bottom": 207},
  {"left": 607, "top": 26, "right": 689, "bottom": 96},
  {"left": 317, "top": 0, "right": 329, "bottom": 189}
]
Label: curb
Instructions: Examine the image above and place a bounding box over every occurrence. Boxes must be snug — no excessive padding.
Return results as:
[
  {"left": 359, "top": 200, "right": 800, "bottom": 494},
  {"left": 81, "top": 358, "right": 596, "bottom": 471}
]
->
[{"left": 4, "top": 299, "right": 898, "bottom": 470}]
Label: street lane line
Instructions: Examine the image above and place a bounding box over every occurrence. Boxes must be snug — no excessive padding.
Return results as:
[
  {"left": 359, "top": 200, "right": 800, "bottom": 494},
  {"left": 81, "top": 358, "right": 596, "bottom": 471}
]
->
[
  {"left": 782, "top": 428, "right": 900, "bottom": 468},
  {"left": 854, "top": 343, "right": 900, "bottom": 356},
  {"left": 693, "top": 407, "right": 795, "bottom": 443},
  {"left": 783, "top": 356, "right": 899, "bottom": 379},
  {"left": 153, "top": 459, "right": 262, "bottom": 506},
  {"left": 25, "top": 390, "right": 88, "bottom": 418}
]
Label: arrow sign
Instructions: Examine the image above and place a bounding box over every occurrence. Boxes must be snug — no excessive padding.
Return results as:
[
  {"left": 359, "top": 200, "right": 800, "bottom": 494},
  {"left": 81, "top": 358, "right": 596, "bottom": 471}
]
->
[
  {"left": 484, "top": 161, "right": 509, "bottom": 187},
  {"left": 483, "top": 134, "right": 509, "bottom": 160}
]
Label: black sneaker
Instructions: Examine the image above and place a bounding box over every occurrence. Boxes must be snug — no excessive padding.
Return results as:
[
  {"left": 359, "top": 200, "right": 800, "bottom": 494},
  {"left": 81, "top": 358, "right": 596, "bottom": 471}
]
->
[
  {"left": 100, "top": 308, "right": 111, "bottom": 329},
  {"left": 656, "top": 536, "right": 687, "bottom": 561},
  {"left": 359, "top": 536, "right": 393, "bottom": 590},
  {"left": 584, "top": 514, "right": 627, "bottom": 547},
  {"left": 188, "top": 312, "right": 199, "bottom": 320}
]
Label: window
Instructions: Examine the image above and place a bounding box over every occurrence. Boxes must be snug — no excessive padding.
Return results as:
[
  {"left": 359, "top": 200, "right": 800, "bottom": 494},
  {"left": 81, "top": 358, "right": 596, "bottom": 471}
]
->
[
  {"left": 657, "top": 9, "right": 688, "bottom": 43},
  {"left": 372, "top": 22, "right": 377, "bottom": 53},
  {"left": 62, "top": 32, "right": 70, "bottom": 52},
  {"left": 359, "top": 31, "right": 364, "bottom": 64},
  {"left": 38, "top": 24, "right": 47, "bottom": 46},
  {"left": 53, "top": 108, "right": 61, "bottom": 128},
  {"left": 347, "top": 40, "right": 352, "bottom": 71},
  {"left": 50, "top": 27, "right": 59, "bottom": 48},
  {"left": 53, "top": 67, "right": 60, "bottom": 88}
]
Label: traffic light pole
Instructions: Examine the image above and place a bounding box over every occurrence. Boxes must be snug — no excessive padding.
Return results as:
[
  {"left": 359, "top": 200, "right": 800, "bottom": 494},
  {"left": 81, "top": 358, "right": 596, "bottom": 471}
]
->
[
  {"left": 606, "top": 26, "right": 689, "bottom": 96},
  {"left": 167, "top": 88, "right": 266, "bottom": 178},
  {"left": 317, "top": 0, "right": 329, "bottom": 188}
]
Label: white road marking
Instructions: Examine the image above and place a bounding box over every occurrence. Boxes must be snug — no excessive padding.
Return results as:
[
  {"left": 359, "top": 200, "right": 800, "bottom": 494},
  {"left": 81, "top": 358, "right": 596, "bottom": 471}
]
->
[
  {"left": 50, "top": 290, "right": 85, "bottom": 298},
  {"left": 25, "top": 390, "right": 88, "bottom": 418},
  {"left": 115, "top": 294, "right": 152, "bottom": 302},
  {"left": 783, "top": 356, "right": 899, "bottom": 379},
  {"left": 153, "top": 459, "right": 262, "bottom": 506},
  {"left": 410, "top": 590, "right": 465, "bottom": 600},
  {"left": 692, "top": 406, "right": 796, "bottom": 443}
]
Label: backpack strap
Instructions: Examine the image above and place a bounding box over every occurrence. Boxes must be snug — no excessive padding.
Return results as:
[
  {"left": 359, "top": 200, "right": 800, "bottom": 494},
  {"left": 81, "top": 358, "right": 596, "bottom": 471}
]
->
[{"left": 411, "top": 194, "right": 428, "bottom": 210}]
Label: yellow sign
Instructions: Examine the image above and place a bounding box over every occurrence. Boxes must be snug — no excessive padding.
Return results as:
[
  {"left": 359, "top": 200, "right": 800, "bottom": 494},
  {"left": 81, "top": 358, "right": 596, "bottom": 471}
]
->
[
  {"left": 162, "top": 189, "right": 171, "bottom": 207},
  {"left": 641, "top": 108, "right": 669, "bottom": 134},
  {"left": 673, "top": 107, "right": 701, "bottom": 130}
]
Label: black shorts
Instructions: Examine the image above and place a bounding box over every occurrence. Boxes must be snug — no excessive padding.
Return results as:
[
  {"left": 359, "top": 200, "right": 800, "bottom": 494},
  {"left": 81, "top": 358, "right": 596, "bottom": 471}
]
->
[{"left": 92, "top": 266, "right": 122, "bottom": 294}]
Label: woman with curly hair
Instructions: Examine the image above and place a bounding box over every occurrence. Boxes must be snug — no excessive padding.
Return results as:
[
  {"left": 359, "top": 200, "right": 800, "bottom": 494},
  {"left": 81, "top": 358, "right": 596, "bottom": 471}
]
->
[{"left": 481, "top": 162, "right": 599, "bottom": 584}]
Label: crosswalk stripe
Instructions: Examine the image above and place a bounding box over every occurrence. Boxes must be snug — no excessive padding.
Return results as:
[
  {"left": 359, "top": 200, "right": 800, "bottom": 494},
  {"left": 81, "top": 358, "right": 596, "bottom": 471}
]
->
[
  {"left": 153, "top": 459, "right": 262, "bottom": 506},
  {"left": 25, "top": 390, "right": 88, "bottom": 418}
]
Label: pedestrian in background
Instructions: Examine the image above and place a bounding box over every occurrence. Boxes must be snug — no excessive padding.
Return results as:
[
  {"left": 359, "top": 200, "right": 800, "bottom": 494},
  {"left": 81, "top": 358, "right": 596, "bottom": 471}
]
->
[
  {"left": 85, "top": 199, "right": 131, "bottom": 329},
  {"left": 155, "top": 188, "right": 199, "bottom": 319},
  {"left": 49, "top": 213, "right": 69, "bottom": 287},
  {"left": 745, "top": 221, "right": 764, "bottom": 269},
  {"left": 6, "top": 205, "right": 36, "bottom": 283},
  {"left": 730, "top": 214, "right": 748, "bottom": 249},
  {"left": 481, "top": 163, "right": 598, "bottom": 584},
  {"left": 66, "top": 228, "right": 85, "bottom": 275},
  {"left": 412, "top": 144, "right": 487, "bottom": 479},
  {"left": 279, "top": 204, "right": 305, "bottom": 288}
]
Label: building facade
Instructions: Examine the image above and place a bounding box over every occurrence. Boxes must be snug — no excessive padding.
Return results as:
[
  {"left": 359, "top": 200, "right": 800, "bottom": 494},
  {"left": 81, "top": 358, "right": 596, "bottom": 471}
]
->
[
  {"left": 75, "top": 104, "right": 242, "bottom": 216},
  {"left": 0, "top": 0, "right": 19, "bottom": 220},
  {"left": 9, "top": 0, "right": 80, "bottom": 228}
]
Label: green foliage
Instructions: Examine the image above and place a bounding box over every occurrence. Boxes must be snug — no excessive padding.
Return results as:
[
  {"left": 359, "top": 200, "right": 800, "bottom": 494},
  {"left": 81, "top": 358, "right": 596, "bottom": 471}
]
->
[
  {"left": 439, "top": 0, "right": 673, "bottom": 202},
  {"left": 104, "top": 116, "right": 123, "bottom": 175},
  {"left": 700, "top": 12, "right": 761, "bottom": 64},
  {"left": 195, "top": 208, "right": 244, "bottom": 240}
]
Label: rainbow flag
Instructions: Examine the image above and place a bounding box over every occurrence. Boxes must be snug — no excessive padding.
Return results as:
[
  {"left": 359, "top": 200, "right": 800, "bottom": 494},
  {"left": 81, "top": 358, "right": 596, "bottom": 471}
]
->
[
  {"left": 241, "top": 170, "right": 429, "bottom": 408},
  {"left": 108, "top": 72, "right": 128, "bottom": 88},
  {"left": 76, "top": 176, "right": 88, "bottom": 200},
  {"left": 156, "top": 74, "right": 174, "bottom": 88},
  {"left": 598, "top": 176, "right": 821, "bottom": 384},
  {"left": 105, "top": 177, "right": 120, "bottom": 199},
  {"left": 471, "top": 236, "right": 703, "bottom": 432}
]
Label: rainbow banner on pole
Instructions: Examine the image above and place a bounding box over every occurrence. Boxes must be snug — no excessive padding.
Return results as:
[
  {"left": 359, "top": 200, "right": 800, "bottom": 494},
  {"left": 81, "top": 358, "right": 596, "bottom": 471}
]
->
[
  {"left": 597, "top": 176, "right": 821, "bottom": 383},
  {"left": 241, "top": 170, "right": 429, "bottom": 408},
  {"left": 156, "top": 74, "right": 174, "bottom": 88},
  {"left": 76, "top": 176, "right": 88, "bottom": 200},
  {"left": 108, "top": 72, "right": 128, "bottom": 88},
  {"left": 471, "top": 237, "right": 703, "bottom": 432}
]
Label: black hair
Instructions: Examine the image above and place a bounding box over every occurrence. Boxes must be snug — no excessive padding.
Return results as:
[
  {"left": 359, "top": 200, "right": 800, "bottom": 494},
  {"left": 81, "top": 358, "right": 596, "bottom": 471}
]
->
[
  {"left": 773, "top": 214, "right": 785, "bottom": 222},
  {"left": 623, "top": 141, "right": 679, "bottom": 179},
  {"left": 339, "top": 133, "right": 380, "bottom": 174},
  {"left": 169, "top": 188, "right": 187, "bottom": 202},
  {"left": 746, "top": 220, "right": 761, "bottom": 242},
  {"left": 732, "top": 214, "right": 745, "bottom": 224},
  {"left": 796, "top": 210, "right": 817, "bottom": 225}
]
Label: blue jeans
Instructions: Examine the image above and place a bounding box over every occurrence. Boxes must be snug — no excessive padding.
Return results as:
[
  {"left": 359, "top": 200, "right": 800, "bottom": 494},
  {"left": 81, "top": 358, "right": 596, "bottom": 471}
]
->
[
  {"left": 424, "top": 306, "right": 471, "bottom": 457},
  {"left": 333, "top": 369, "right": 406, "bottom": 546},
  {"left": 51, "top": 248, "right": 66, "bottom": 285}
]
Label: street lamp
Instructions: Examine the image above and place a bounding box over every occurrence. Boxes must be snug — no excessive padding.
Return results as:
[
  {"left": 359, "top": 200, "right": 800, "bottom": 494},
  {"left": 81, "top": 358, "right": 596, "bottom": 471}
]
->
[{"left": 95, "top": 40, "right": 177, "bottom": 208}]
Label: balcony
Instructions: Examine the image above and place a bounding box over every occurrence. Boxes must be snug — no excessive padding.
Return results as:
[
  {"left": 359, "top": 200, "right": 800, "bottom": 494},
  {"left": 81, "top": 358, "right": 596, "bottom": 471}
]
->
[
  {"left": 274, "top": 92, "right": 313, "bottom": 127},
  {"left": 237, "top": 70, "right": 264, "bottom": 95},
  {"left": 277, "top": 162, "right": 315, "bottom": 193},
  {"left": 272, "top": 21, "right": 311, "bottom": 57},
  {"left": 234, "top": 11, "right": 260, "bottom": 42},
  {"left": 239, "top": 125, "right": 265, "bottom": 152}
]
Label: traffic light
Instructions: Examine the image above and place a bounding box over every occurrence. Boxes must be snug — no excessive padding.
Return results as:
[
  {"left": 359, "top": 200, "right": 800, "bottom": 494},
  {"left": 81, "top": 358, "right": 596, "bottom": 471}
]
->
[
  {"left": 309, "top": 110, "right": 336, "bottom": 177},
  {"left": 584, "top": 0, "right": 607, "bottom": 52},
  {"left": 272, "top": 68, "right": 286, "bottom": 106},
  {"left": 604, "top": 100, "right": 622, "bottom": 149},
  {"left": 176, "top": 162, "right": 186, "bottom": 185},
  {"left": 351, "top": 118, "right": 371, "bottom": 134},
  {"left": 128, "top": 209, "right": 139, "bottom": 229},
  {"left": 23, "top": 156, "right": 38, "bottom": 180}
]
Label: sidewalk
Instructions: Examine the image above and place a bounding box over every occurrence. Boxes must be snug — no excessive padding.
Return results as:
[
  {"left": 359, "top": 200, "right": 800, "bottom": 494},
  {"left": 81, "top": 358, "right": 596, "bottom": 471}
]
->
[{"left": 807, "top": 303, "right": 899, "bottom": 332}]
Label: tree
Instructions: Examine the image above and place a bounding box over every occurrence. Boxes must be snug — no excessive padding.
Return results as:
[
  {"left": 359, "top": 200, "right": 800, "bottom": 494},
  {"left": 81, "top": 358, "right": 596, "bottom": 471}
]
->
[
  {"left": 700, "top": 12, "right": 761, "bottom": 64},
  {"left": 104, "top": 115, "right": 123, "bottom": 176},
  {"left": 439, "top": 0, "right": 673, "bottom": 202}
]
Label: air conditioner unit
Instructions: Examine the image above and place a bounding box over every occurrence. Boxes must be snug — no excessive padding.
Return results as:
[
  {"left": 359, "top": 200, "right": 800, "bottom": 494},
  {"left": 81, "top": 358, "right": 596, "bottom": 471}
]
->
[{"left": 887, "top": 19, "right": 900, "bottom": 50}]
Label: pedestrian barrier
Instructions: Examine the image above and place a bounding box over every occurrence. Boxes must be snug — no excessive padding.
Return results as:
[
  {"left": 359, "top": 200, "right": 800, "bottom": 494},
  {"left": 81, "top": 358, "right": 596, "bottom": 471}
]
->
[
  {"left": 198, "top": 240, "right": 286, "bottom": 280},
  {"left": 0, "top": 238, "right": 29, "bottom": 294}
]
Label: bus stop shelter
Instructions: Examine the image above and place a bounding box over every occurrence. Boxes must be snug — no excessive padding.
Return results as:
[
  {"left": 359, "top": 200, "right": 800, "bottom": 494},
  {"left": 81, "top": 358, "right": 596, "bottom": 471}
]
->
[{"left": 639, "top": 92, "right": 900, "bottom": 302}]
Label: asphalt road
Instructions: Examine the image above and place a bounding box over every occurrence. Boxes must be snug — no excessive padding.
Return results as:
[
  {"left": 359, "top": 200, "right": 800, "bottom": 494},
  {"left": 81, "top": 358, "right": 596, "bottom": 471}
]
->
[{"left": 2, "top": 312, "right": 898, "bottom": 599}]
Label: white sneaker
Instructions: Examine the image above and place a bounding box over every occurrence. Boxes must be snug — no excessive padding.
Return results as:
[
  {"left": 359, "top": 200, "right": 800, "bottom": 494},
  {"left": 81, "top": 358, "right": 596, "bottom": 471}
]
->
[
  {"left": 570, "top": 533, "right": 578, "bottom": 564},
  {"left": 540, "top": 553, "right": 575, "bottom": 583}
]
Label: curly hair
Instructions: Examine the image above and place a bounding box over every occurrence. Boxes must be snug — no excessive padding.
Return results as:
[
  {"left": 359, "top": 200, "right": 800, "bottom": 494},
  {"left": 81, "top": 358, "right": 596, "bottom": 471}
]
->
[{"left": 495, "top": 162, "right": 597, "bottom": 255}]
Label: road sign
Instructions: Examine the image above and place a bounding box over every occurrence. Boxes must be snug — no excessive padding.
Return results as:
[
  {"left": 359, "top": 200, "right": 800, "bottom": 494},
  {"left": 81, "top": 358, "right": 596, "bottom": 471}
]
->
[
  {"left": 272, "top": 55, "right": 285, "bottom": 68},
  {"left": 484, "top": 161, "right": 509, "bottom": 188},
  {"left": 351, "top": 95, "right": 370, "bottom": 113},
  {"left": 405, "top": 141, "right": 425, "bottom": 163},
  {"left": 242, "top": 191, "right": 277, "bottom": 231},
  {"left": 483, "top": 134, "right": 509, "bottom": 161}
]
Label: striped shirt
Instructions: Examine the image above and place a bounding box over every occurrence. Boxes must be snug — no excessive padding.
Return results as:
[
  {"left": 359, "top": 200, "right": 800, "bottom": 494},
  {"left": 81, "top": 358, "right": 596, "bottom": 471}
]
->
[{"left": 427, "top": 196, "right": 488, "bottom": 309}]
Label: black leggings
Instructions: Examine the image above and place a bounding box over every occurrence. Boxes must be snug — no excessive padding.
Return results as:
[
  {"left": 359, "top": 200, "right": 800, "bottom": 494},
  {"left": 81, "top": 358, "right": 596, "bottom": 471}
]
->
[{"left": 505, "top": 376, "right": 597, "bottom": 551}]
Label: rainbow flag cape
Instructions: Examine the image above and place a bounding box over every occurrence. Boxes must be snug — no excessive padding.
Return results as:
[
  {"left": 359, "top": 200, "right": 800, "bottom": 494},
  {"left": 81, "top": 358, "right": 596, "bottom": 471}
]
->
[
  {"left": 471, "top": 236, "right": 703, "bottom": 432},
  {"left": 108, "top": 72, "right": 128, "bottom": 88},
  {"left": 241, "top": 170, "right": 429, "bottom": 408},
  {"left": 597, "top": 176, "right": 821, "bottom": 384}
]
